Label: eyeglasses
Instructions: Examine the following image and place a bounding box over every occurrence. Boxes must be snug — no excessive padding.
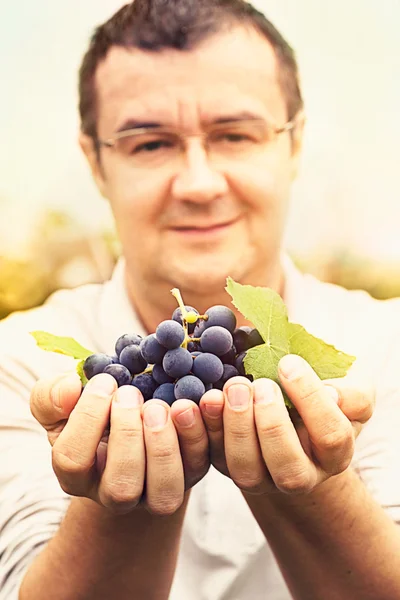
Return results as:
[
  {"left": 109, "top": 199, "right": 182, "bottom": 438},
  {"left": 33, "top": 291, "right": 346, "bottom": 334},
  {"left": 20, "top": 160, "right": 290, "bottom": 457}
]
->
[{"left": 96, "top": 117, "right": 297, "bottom": 168}]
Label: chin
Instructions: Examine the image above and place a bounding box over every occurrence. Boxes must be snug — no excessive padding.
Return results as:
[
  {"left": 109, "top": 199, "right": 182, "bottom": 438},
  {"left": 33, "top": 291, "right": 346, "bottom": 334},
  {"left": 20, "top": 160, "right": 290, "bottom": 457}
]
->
[{"left": 161, "top": 249, "right": 254, "bottom": 294}]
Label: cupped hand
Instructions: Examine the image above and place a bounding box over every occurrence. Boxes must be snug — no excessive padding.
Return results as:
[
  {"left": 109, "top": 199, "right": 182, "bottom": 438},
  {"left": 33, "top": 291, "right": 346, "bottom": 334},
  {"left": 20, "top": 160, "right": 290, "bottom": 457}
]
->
[
  {"left": 30, "top": 372, "right": 210, "bottom": 515},
  {"left": 199, "top": 354, "right": 374, "bottom": 495}
]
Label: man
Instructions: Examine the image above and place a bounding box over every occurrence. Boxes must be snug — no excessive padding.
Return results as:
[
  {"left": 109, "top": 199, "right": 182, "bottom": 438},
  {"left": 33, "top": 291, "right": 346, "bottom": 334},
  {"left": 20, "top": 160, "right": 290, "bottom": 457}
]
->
[{"left": 1, "top": 1, "right": 400, "bottom": 598}]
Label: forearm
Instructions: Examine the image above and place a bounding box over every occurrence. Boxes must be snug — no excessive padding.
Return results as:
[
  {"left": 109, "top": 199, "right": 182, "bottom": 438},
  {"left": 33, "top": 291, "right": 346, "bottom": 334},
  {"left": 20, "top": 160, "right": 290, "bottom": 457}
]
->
[
  {"left": 244, "top": 469, "right": 400, "bottom": 600},
  {"left": 19, "top": 492, "right": 190, "bottom": 600}
]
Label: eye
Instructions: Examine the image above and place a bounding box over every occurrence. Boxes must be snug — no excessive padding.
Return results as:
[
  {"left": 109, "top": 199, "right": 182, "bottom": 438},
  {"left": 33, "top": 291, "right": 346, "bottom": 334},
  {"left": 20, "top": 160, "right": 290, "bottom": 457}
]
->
[
  {"left": 133, "top": 139, "right": 175, "bottom": 154},
  {"left": 221, "top": 133, "right": 249, "bottom": 143}
]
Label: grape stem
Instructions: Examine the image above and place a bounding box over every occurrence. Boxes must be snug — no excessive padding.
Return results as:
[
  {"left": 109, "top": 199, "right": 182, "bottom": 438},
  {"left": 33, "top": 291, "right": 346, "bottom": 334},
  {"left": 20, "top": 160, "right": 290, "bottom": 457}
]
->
[
  {"left": 171, "top": 288, "right": 189, "bottom": 349},
  {"left": 171, "top": 288, "right": 188, "bottom": 319}
]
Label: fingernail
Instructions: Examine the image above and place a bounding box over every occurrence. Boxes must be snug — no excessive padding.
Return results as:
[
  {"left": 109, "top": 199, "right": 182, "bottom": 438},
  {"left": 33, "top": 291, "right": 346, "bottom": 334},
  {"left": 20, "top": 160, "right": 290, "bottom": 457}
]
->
[
  {"left": 144, "top": 404, "right": 168, "bottom": 429},
  {"left": 279, "top": 354, "right": 306, "bottom": 380},
  {"left": 86, "top": 373, "right": 117, "bottom": 394},
  {"left": 175, "top": 407, "right": 195, "bottom": 427},
  {"left": 115, "top": 386, "right": 141, "bottom": 408},
  {"left": 325, "top": 385, "right": 339, "bottom": 404},
  {"left": 253, "top": 379, "right": 279, "bottom": 404},
  {"left": 204, "top": 404, "right": 222, "bottom": 417},
  {"left": 227, "top": 384, "right": 250, "bottom": 410}
]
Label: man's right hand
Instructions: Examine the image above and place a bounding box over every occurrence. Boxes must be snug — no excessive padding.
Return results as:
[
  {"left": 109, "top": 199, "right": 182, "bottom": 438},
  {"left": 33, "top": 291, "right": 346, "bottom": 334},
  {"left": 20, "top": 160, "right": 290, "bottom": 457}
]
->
[{"left": 30, "top": 372, "right": 210, "bottom": 516}]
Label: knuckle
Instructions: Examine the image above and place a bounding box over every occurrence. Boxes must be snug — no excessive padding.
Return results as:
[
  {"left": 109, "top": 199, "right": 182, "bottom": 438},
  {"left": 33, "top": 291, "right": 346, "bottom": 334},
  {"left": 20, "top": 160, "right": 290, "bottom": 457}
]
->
[
  {"left": 112, "top": 422, "right": 143, "bottom": 442},
  {"left": 318, "top": 425, "right": 354, "bottom": 454},
  {"left": 101, "top": 480, "right": 141, "bottom": 513},
  {"left": 147, "top": 494, "right": 184, "bottom": 516},
  {"left": 149, "top": 443, "right": 176, "bottom": 465},
  {"left": 274, "top": 466, "right": 313, "bottom": 495},
  {"left": 234, "top": 474, "right": 266, "bottom": 495},
  {"left": 178, "top": 428, "right": 207, "bottom": 448},
  {"left": 52, "top": 445, "right": 91, "bottom": 477},
  {"left": 74, "top": 403, "right": 107, "bottom": 425},
  {"left": 257, "top": 420, "right": 287, "bottom": 441}
]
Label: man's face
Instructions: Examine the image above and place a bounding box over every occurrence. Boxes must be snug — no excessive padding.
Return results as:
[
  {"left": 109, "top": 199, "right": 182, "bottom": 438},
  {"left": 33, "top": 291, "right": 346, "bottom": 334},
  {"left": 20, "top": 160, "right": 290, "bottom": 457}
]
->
[{"left": 85, "top": 26, "right": 302, "bottom": 293}]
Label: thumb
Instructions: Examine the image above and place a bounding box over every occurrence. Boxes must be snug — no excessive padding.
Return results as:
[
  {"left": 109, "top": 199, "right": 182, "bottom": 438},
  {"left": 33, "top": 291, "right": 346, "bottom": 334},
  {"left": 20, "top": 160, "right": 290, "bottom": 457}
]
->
[{"left": 30, "top": 371, "right": 82, "bottom": 431}]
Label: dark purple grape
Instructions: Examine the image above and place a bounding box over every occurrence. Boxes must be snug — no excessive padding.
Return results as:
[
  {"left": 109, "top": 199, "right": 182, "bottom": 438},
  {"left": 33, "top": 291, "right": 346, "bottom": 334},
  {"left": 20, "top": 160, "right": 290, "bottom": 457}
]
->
[
  {"left": 156, "top": 320, "right": 185, "bottom": 350},
  {"left": 83, "top": 354, "right": 114, "bottom": 380},
  {"left": 193, "top": 319, "right": 207, "bottom": 338},
  {"left": 131, "top": 373, "right": 158, "bottom": 401},
  {"left": 191, "top": 351, "right": 202, "bottom": 359},
  {"left": 187, "top": 341, "right": 200, "bottom": 353},
  {"left": 174, "top": 376, "right": 205, "bottom": 404},
  {"left": 219, "top": 346, "right": 236, "bottom": 365},
  {"left": 115, "top": 333, "right": 142, "bottom": 357},
  {"left": 192, "top": 353, "right": 224, "bottom": 384},
  {"left": 233, "top": 326, "right": 253, "bottom": 353},
  {"left": 163, "top": 347, "right": 192, "bottom": 379},
  {"left": 234, "top": 352, "right": 246, "bottom": 376},
  {"left": 140, "top": 334, "right": 167, "bottom": 364},
  {"left": 248, "top": 329, "right": 264, "bottom": 348},
  {"left": 152, "top": 364, "right": 175, "bottom": 385},
  {"left": 119, "top": 345, "right": 148, "bottom": 375},
  {"left": 103, "top": 364, "right": 132, "bottom": 387},
  {"left": 200, "top": 326, "right": 233, "bottom": 357},
  {"left": 214, "top": 364, "right": 240, "bottom": 390},
  {"left": 153, "top": 383, "right": 176, "bottom": 406},
  {"left": 203, "top": 305, "right": 237, "bottom": 334},
  {"left": 172, "top": 306, "right": 199, "bottom": 334}
]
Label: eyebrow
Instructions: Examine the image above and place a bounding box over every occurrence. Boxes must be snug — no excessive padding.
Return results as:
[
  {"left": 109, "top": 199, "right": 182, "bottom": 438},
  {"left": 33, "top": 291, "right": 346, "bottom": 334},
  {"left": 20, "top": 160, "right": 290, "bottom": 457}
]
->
[{"left": 115, "top": 112, "right": 265, "bottom": 133}]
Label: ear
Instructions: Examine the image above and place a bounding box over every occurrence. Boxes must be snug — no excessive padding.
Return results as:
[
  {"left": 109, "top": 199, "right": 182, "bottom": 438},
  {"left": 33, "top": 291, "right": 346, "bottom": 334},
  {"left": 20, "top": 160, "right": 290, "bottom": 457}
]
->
[
  {"left": 290, "top": 112, "right": 306, "bottom": 180},
  {"left": 79, "top": 133, "right": 108, "bottom": 198}
]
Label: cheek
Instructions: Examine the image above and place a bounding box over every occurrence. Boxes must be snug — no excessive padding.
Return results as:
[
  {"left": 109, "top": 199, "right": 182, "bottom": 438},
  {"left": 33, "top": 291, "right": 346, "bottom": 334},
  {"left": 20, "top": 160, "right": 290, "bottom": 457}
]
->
[{"left": 105, "top": 165, "right": 168, "bottom": 230}]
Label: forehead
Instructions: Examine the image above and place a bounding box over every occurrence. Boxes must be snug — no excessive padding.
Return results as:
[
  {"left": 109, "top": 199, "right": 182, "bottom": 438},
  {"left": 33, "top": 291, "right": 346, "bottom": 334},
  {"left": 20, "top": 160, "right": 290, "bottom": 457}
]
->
[{"left": 95, "top": 26, "right": 286, "bottom": 134}]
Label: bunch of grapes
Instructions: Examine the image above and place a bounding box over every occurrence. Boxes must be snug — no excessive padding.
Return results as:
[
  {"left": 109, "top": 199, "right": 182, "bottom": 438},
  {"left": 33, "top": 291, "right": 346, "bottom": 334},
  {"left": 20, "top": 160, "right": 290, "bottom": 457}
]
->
[{"left": 83, "top": 290, "right": 264, "bottom": 406}]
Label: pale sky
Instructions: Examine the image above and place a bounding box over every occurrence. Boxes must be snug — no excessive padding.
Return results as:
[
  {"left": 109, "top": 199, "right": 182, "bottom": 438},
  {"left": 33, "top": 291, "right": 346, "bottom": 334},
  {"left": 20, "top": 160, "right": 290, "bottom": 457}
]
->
[{"left": 1, "top": 0, "right": 400, "bottom": 261}]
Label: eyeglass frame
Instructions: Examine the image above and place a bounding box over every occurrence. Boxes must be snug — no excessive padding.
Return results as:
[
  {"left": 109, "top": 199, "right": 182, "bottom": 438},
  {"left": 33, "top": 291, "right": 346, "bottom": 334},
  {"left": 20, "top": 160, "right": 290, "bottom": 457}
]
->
[{"left": 95, "top": 115, "right": 300, "bottom": 157}]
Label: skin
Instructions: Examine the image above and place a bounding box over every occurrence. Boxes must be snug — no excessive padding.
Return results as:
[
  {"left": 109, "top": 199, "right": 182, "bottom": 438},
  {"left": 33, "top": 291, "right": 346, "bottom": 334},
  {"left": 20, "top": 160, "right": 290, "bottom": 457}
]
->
[
  {"left": 24, "top": 24, "right": 400, "bottom": 600},
  {"left": 80, "top": 26, "right": 303, "bottom": 324}
]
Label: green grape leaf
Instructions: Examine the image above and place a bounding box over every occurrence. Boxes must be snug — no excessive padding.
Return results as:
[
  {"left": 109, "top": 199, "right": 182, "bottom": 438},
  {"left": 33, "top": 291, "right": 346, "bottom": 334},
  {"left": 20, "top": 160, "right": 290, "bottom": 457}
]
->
[
  {"left": 30, "top": 331, "right": 93, "bottom": 360},
  {"left": 76, "top": 359, "right": 89, "bottom": 386},
  {"left": 288, "top": 323, "right": 356, "bottom": 379},
  {"left": 225, "top": 277, "right": 290, "bottom": 352},
  {"left": 226, "top": 277, "right": 356, "bottom": 409},
  {"left": 244, "top": 343, "right": 286, "bottom": 383}
]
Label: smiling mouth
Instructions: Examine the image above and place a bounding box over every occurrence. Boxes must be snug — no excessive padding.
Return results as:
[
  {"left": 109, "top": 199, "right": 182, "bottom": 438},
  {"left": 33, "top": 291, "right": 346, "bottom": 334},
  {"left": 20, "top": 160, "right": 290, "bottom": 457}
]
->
[{"left": 171, "top": 217, "right": 240, "bottom": 235}]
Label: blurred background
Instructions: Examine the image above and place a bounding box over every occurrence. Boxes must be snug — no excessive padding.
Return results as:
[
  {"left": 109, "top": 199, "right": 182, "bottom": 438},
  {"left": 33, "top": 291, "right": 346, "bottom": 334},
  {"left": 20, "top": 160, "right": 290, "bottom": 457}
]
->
[{"left": 1, "top": 0, "right": 399, "bottom": 320}]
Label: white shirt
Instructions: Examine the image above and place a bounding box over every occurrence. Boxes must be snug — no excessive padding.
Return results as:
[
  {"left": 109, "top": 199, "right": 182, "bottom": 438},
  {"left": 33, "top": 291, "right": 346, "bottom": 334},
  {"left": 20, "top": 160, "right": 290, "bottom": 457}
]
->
[{"left": 0, "top": 256, "right": 400, "bottom": 599}]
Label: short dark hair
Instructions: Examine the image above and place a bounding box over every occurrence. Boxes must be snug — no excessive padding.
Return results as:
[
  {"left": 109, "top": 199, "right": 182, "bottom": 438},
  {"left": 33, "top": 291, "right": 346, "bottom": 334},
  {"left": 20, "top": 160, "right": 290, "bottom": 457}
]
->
[{"left": 79, "top": 0, "right": 303, "bottom": 140}]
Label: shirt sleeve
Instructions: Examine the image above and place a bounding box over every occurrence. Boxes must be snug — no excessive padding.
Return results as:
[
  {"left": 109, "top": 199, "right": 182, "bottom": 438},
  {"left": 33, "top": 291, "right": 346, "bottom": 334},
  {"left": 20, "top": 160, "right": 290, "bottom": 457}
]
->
[
  {"left": 352, "top": 331, "right": 400, "bottom": 525},
  {"left": 0, "top": 375, "right": 71, "bottom": 599}
]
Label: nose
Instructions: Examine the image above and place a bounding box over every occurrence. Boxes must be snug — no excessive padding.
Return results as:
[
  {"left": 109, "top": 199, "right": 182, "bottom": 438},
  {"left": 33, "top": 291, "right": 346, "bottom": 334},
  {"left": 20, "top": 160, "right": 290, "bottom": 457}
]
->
[{"left": 171, "top": 139, "right": 229, "bottom": 204}]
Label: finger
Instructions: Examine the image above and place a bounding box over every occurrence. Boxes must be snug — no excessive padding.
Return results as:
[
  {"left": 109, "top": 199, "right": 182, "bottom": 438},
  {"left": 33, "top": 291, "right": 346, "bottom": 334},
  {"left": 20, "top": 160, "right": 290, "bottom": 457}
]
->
[
  {"left": 98, "top": 385, "right": 145, "bottom": 514},
  {"left": 324, "top": 376, "right": 375, "bottom": 430},
  {"left": 279, "top": 355, "right": 354, "bottom": 475},
  {"left": 199, "top": 388, "right": 227, "bottom": 475},
  {"left": 170, "top": 399, "right": 210, "bottom": 489},
  {"left": 142, "top": 400, "right": 185, "bottom": 516},
  {"left": 30, "top": 372, "right": 82, "bottom": 431},
  {"left": 253, "top": 378, "right": 320, "bottom": 494},
  {"left": 51, "top": 374, "right": 117, "bottom": 498},
  {"left": 223, "top": 377, "right": 270, "bottom": 494}
]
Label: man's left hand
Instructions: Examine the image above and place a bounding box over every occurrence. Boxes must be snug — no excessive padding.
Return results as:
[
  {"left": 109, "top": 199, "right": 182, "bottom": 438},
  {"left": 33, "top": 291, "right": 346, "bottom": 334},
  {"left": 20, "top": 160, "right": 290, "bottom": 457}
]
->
[{"left": 199, "top": 354, "right": 375, "bottom": 495}]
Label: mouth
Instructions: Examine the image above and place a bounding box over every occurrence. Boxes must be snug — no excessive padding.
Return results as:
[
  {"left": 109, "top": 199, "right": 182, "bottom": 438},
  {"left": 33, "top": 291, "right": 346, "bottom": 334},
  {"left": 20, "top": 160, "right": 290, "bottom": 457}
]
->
[{"left": 170, "top": 217, "right": 241, "bottom": 237}]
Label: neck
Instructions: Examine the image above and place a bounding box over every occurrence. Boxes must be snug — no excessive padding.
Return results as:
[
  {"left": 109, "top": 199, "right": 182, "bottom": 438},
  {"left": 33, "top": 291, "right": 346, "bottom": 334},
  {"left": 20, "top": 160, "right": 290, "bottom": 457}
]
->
[{"left": 125, "top": 260, "right": 285, "bottom": 335}]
